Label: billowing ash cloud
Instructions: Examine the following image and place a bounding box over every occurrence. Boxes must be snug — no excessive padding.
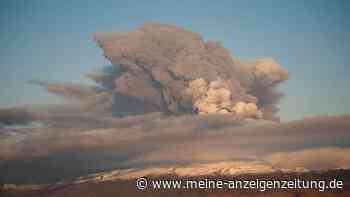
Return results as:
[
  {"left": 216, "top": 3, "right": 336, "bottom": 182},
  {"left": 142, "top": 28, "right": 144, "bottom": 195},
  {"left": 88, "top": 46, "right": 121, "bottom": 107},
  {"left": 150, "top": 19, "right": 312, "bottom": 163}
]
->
[
  {"left": 185, "top": 78, "right": 262, "bottom": 118},
  {"left": 88, "top": 22, "right": 288, "bottom": 120},
  {"left": 29, "top": 23, "right": 287, "bottom": 120}
]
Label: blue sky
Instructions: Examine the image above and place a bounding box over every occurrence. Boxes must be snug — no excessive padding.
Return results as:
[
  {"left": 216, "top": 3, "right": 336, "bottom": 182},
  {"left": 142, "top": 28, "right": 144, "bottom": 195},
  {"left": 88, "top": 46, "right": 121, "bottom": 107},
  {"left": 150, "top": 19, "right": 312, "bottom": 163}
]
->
[{"left": 0, "top": 0, "right": 349, "bottom": 121}]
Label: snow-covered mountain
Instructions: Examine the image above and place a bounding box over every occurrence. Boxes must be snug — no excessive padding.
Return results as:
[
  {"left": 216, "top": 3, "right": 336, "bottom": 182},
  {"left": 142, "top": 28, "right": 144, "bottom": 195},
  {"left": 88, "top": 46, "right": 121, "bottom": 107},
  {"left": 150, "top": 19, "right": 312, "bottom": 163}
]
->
[{"left": 2, "top": 160, "right": 314, "bottom": 191}]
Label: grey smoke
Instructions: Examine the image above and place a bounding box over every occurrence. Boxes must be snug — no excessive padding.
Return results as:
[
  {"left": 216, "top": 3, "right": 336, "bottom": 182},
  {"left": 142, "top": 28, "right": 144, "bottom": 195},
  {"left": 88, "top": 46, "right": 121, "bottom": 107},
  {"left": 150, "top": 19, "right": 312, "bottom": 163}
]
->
[
  {"left": 92, "top": 23, "right": 288, "bottom": 120},
  {"left": 30, "top": 22, "right": 287, "bottom": 120}
]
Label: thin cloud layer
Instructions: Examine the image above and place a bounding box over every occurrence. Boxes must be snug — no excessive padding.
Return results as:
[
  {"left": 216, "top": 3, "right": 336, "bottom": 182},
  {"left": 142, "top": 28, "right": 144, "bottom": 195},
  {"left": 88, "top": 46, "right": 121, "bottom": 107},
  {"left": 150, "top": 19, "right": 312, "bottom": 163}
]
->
[{"left": 1, "top": 114, "right": 349, "bottom": 171}]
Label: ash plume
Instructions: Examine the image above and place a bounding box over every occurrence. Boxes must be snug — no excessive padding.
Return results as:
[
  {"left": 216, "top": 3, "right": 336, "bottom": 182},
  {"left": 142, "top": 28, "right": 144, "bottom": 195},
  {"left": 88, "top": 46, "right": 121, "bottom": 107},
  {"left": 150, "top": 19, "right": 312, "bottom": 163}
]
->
[
  {"left": 90, "top": 22, "right": 288, "bottom": 120},
  {"left": 29, "top": 23, "right": 287, "bottom": 120}
]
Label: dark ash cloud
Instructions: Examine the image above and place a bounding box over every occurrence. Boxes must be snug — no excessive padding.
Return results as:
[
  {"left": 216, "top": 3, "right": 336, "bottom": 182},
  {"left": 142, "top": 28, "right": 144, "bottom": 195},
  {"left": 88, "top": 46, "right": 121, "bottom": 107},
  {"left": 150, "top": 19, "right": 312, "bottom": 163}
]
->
[
  {"left": 30, "top": 23, "right": 288, "bottom": 119},
  {"left": 92, "top": 23, "right": 288, "bottom": 120}
]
